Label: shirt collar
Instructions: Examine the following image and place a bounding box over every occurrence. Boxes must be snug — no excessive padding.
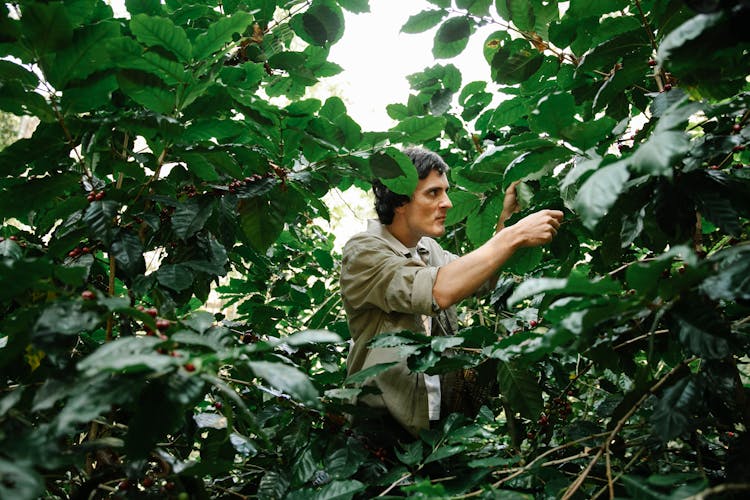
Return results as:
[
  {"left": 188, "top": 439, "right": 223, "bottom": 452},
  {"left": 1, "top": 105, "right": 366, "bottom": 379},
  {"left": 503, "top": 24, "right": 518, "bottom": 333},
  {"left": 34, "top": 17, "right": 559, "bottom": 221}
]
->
[{"left": 366, "top": 219, "right": 430, "bottom": 258}]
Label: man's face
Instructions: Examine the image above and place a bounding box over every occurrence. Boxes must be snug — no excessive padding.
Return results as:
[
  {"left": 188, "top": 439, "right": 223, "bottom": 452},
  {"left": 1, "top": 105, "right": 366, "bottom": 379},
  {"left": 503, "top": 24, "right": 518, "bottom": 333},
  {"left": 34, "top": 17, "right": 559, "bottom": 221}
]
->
[{"left": 395, "top": 169, "right": 453, "bottom": 241}]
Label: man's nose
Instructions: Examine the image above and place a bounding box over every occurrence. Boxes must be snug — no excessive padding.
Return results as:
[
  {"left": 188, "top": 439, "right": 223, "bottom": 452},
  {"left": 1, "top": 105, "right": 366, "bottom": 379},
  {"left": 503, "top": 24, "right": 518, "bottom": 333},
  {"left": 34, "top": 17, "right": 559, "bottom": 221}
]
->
[{"left": 441, "top": 193, "right": 453, "bottom": 208}]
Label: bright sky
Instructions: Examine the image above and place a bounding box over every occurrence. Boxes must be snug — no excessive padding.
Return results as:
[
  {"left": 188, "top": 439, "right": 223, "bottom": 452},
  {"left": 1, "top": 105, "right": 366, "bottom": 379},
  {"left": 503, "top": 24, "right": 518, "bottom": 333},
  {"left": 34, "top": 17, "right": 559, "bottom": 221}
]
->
[{"left": 329, "top": 1, "right": 493, "bottom": 130}]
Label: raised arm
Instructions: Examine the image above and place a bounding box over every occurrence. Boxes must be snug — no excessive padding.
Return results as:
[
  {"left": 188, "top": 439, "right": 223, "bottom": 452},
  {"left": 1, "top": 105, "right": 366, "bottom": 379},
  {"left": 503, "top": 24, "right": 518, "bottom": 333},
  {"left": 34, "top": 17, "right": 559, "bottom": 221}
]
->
[{"left": 431, "top": 183, "right": 562, "bottom": 310}]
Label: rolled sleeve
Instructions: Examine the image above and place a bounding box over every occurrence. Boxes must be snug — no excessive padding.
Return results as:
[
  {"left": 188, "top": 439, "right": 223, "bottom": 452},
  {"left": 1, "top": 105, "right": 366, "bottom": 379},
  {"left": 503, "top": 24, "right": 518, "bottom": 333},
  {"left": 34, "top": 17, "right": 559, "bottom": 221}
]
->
[{"left": 341, "top": 235, "right": 437, "bottom": 317}]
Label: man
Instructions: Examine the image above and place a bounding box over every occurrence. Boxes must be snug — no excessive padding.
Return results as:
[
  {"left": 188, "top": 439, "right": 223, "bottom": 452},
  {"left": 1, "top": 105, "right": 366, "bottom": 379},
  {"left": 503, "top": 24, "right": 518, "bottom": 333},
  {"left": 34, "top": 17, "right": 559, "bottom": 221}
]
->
[{"left": 340, "top": 147, "right": 563, "bottom": 438}]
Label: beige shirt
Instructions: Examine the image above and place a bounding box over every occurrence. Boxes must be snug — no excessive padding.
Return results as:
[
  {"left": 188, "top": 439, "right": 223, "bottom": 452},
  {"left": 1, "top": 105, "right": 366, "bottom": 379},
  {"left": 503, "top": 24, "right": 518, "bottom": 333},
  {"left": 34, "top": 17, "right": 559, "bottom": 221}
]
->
[{"left": 340, "top": 219, "right": 460, "bottom": 436}]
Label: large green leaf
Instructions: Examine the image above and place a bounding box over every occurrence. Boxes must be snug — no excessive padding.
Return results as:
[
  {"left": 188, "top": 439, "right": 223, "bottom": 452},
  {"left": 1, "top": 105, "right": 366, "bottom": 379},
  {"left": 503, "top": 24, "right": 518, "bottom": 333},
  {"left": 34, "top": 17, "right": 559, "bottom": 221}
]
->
[
  {"left": 573, "top": 160, "right": 629, "bottom": 231},
  {"left": 401, "top": 9, "right": 446, "bottom": 34},
  {"left": 129, "top": 14, "right": 191, "bottom": 62},
  {"left": 117, "top": 70, "right": 175, "bottom": 114},
  {"left": 110, "top": 230, "right": 146, "bottom": 281},
  {"left": 497, "top": 360, "right": 542, "bottom": 419},
  {"left": 45, "top": 20, "right": 120, "bottom": 89},
  {"left": 290, "top": 0, "right": 344, "bottom": 47},
  {"left": 109, "top": 37, "right": 189, "bottom": 84},
  {"left": 651, "top": 376, "right": 701, "bottom": 441},
  {"left": 77, "top": 337, "right": 176, "bottom": 376},
  {"left": 248, "top": 360, "right": 318, "bottom": 405},
  {"left": 193, "top": 11, "right": 253, "bottom": 60},
  {"left": 391, "top": 115, "right": 446, "bottom": 143},
  {"left": 83, "top": 199, "right": 119, "bottom": 245},
  {"left": 507, "top": 273, "right": 622, "bottom": 306},
  {"left": 370, "top": 148, "right": 419, "bottom": 196},
  {"left": 172, "top": 198, "right": 215, "bottom": 240},
  {"left": 445, "top": 190, "right": 481, "bottom": 225},
  {"left": 0, "top": 458, "right": 43, "bottom": 500},
  {"left": 19, "top": 2, "right": 73, "bottom": 53},
  {"left": 528, "top": 92, "right": 575, "bottom": 137},
  {"left": 672, "top": 297, "right": 731, "bottom": 360},
  {"left": 629, "top": 131, "right": 689, "bottom": 178},
  {"left": 488, "top": 37, "right": 544, "bottom": 85},
  {"left": 238, "top": 196, "right": 285, "bottom": 252},
  {"left": 433, "top": 17, "right": 472, "bottom": 58}
]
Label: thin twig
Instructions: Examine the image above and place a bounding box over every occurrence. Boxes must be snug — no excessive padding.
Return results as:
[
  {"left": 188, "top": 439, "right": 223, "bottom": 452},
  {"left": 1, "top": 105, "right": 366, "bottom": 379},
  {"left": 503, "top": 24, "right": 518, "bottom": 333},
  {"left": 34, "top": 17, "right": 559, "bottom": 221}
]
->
[
  {"left": 561, "top": 358, "right": 695, "bottom": 499},
  {"left": 683, "top": 483, "right": 750, "bottom": 500}
]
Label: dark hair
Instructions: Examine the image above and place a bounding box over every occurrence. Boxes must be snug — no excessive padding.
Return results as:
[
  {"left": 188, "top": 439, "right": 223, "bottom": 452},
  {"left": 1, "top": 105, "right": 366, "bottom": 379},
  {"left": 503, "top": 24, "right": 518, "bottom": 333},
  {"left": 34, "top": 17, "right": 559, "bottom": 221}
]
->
[{"left": 373, "top": 147, "right": 449, "bottom": 224}]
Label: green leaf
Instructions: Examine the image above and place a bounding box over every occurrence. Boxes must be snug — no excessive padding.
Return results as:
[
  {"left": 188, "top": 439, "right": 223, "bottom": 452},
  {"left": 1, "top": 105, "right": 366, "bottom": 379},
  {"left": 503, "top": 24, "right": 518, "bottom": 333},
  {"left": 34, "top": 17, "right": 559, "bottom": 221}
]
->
[
  {"left": 457, "top": 0, "right": 492, "bottom": 16},
  {"left": 129, "top": 14, "right": 191, "bottom": 62},
  {"left": 61, "top": 74, "right": 119, "bottom": 113},
  {"left": 402, "top": 10, "right": 446, "bottom": 34},
  {"left": 466, "top": 195, "right": 502, "bottom": 246},
  {"left": 503, "top": 246, "right": 543, "bottom": 274},
  {"left": 370, "top": 148, "right": 419, "bottom": 196},
  {"left": 433, "top": 17, "right": 472, "bottom": 59},
  {"left": 290, "top": 0, "right": 344, "bottom": 47},
  {"left": 238, "top": 196, "right": 285, "bottom": 252},
  {"left": 508, "top": 273, "right": 622, "bottom": 306},
  {"left": 19, "top": 2, "right": 73, "bottom": 53},
  {"left": 489, "top": 96, "right": 528, "bottom": 128},
  {"left": 0, "top": 458, "right": 43, "bottom": 500},
  {"left": 117, "top": 71, "right": 175, "bottom": 114},
  {"left": 445, "top": 190, "right": 480, "bottom": 225},
  {"left": 278, "top": 329, "right": 342, "bottom": 346},
  {"left": 109, "top": 37, "right": 189, "bottom": 84},
  {"left": 424, "top": 444, "right": 467, "bottom": 464},
  {"left": 651, "top": 376, "right": 701, "bottom": 441},
  {"left": 77, "top": 337, "right": 175, "bottom": 376},
  {"left": 395, "top": 440, "right": 424, "bottom": 466},
  {"left": 110, "top": 230, "right": 146, "bottom": 280},
  {"left": 573, "top": 160, "right": 629, "bottom": 231},
  {"left": 529, "top": 92, "right": 576, "bottom": 137},
  {"left": 171, "top": 198, "right": 214, "bottom": 240},
  {"left": 489, "top": 38, "right": 544, "bottom": 85},
  {"left": 288, "top": 480, "right": 366, "bottom": 500},
  {"left": 629, "top": 131, "right": 689, "bottom": 178},
  {"left": 338, "top": 0, "right": 370, "bottom": 13},
  {"left": 83, "top": 199, "right": 119, "bottom": 245},
  {"left": 193, "top": 11, "right": 253, "bottom": 60},
  {"left": 344, "top": 362, "right": 398, "bottom": 385},
  {"left": 154, "top": 264, "right": 192, "bottom": 292},
  {"left": 390, "top": 115, "right": 446, "bottom": 142},
  {"left": 248, "top": 360, "right": 318, "bottom": 405},
  {"left": 497, "top": 360, "right": 542, "bottom": 419},
  {"left": 45, "top": 20, "right": 120, "bottom": 89},
  {"left": 125, "top": 0, "right": 162, "bottom": 16},
  {"left": 672, "top": 298, "right": 731, "bottom": 359}
]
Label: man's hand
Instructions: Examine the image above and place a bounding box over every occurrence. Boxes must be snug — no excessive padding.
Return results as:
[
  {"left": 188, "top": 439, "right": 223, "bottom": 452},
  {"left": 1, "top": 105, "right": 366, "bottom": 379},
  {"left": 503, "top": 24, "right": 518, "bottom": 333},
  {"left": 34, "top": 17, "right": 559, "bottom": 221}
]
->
[
  {"left": 496, "top": 181, "right": 521, "bottom": 231},
  {"left": 505, "top": 209, "right": 564, "bottom": 248}
]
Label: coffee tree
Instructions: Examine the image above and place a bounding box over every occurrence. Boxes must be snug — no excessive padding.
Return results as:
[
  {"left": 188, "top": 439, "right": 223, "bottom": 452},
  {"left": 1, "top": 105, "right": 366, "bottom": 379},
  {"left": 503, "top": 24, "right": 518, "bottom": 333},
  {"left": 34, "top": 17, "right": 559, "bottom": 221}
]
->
[{"left": 0, "top": 0, "right": 749, "bottom": 498}]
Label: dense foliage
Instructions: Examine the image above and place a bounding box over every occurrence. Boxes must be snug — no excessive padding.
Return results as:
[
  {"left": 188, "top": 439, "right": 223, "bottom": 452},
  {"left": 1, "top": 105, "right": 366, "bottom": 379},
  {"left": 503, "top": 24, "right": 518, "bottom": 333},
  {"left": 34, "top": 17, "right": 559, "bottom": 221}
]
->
[{"left": 1, "top": 0, "right": 749, "bottom": 498}]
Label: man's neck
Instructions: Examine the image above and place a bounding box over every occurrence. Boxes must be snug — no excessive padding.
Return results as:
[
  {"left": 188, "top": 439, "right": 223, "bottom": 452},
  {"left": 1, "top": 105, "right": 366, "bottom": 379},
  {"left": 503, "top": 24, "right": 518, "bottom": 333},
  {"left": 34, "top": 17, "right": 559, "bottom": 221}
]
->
[{"left": 385, "top": 220, "right": 419, "bottom": 249}]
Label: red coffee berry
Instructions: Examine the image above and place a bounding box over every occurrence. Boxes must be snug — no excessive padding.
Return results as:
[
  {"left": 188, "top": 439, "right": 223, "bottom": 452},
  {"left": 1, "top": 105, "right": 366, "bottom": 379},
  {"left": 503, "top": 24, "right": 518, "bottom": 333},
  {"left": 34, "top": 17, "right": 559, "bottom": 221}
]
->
[
  {"left": 118, "top": 479, "right": 130, "bottom": 491},
  {"left": 733, "top": 144, "right": 746, "bottom": 152},
  {"left": 214, "top": 402, "right": 223, "bottom": 410},
  {"left": 9, "top": 235, "right": 17, "bottom": 241},
  {"left": 146, "top": 307, "right": 159, "bottom": 318},
  {"left": 142, "top": 477, "right": 154, "bottom": 488},
  {"left": 156, "top": 318, "right": 171, "bottom": 331},
  {"left": 81, "top": 246, "right": 90, "bottom": 254},
  {"left": 95, "top": 191, "right": 105, "bottom": 200},
  {"left": 184, "top": 363, "right": 196, "bottom": 372},
  {"left": 709, "top": 164, "right": 720, "bottom": 170},
  {"left": 648, "top": 59, "right": 657, "bottom": 67},
  {"left": 68, "top": 249, "right": 80, "bottom": 258},
  {"left": 529, "top": 320, "right": 538, "bottom": 328},
  {"left": 733, "top": 123, "right": 742, "bottom": 133},
  {"left": 87, "top": 192, "right": 96, "bottom": 202},
  {"left": 81, "top": 290, "right": 95, "bottom": 300}
]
